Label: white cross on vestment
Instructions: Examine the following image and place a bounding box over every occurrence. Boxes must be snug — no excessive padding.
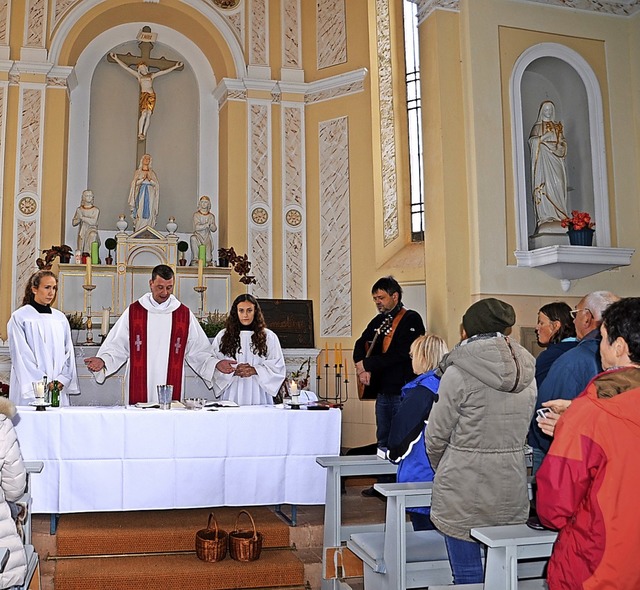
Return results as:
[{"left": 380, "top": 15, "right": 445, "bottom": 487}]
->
[
  {"left": 174, "top": 338, "right": 182, "bottom": 354},
  {"left": 134, "top": 334, "right": 143, "bottom": 352}
]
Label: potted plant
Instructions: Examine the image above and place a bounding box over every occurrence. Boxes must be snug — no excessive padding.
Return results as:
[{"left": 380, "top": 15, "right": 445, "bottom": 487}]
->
[
  {"left": 218, "top": 247, "right": 256, "bottom": 285},
  {"left": 178, "top": 241, "right": 189, "bottom": 266},
  {"left": 104, "top": 238, "right": 117, "bottom": 265},
  {"left": 66, "top": 312, "right": 85, "bottom": 344},
  {"left": 561, "top": 210, "right": 595, "bottom": 246},
  {"left": 199, "top": 311, "right": 228, "bottom": 339},
  {"left": 36, "top": 245, "right": 73, "bottom": 269}
]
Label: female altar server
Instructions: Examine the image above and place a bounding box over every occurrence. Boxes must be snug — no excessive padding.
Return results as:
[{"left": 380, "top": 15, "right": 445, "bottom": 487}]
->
[
  {"left": 8, "top": 270, "right": 79, "bottom": 405},
  {"left": 211, "top": 294, "right": 286, "bottom": 405}
]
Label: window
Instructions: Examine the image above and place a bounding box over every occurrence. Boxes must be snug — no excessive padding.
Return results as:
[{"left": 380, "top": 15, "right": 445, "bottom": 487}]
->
[{"left": 403, "top": 0, "right": 424, "bottom": 242}]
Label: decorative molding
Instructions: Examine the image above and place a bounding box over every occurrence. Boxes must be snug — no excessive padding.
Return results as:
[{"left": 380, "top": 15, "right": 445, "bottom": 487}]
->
[
  {"left": 282, "top": 0, "right": 301, "bottom": 69},
  {"left": 282, "top": 103, "right": 306, "bottom": 299},
  {"left": 52, "top": 0, "right": 80, "bottom": 30},
  {"left": 250, "top": 0, "right": 268, "bottom": 66},
  {"left": 26, "top": 0, "right": 47, "bottom": 48},
  {"left": 416, "top": 0, "right": 459, "bottom": 23},
  {"left": 0, "top": 0, "right": 8, "bottom": 46},
  {"left": 248, "top": 100, "right": 273, "bottom": 297},
  {"left": 523, "top": 0, "right": 640, "bottom": 16},
  {"left": 377, "top": 0, "right": 399, "bottom": 246},
  {"left": 319, "top": 116, "right": 351, "bottom": 338},
  {"left": 317, "top": 0, "right": 347, "bottom": 69}
]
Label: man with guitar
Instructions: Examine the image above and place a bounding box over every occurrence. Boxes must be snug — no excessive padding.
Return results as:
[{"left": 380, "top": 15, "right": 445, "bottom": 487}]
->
[{"left": 354, "top": 277, "right": 425, "bottom": 496}]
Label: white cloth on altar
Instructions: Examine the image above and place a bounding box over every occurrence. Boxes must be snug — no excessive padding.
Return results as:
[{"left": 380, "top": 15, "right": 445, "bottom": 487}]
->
[
  {"left": 210, "top": 329, "right": 286, "bottom": 405},
  {"left": 94, "top": 293, "right": 213, "bottom": 403},
  {"left": 7, "top": 305, "right": 79, "bottom": 405}
]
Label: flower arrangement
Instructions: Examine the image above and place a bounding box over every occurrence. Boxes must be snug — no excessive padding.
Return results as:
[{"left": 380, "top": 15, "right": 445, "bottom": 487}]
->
[
  {"left": 0, "top": 382, "right": 9, "bottom": 397},
  {"left": 218, "top": 247, "right": 256, "bottom": 285},
  {"left": 36, "top": 244, "right": 73, "bottom": 269},
  {"left": 66, "top": 312, "right": 85, "bottom": 331},
  {"left": 561, "top": 210, "right": 595, "bottom": 231},
  {"left": 199, "top": 311, "right": 228, "bottom": 338},
  {"left": 288, "top": 358, "right": 311, "bottom": 391}
]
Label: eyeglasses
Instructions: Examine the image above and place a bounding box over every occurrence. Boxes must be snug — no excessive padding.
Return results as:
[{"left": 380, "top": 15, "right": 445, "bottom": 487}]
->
[{"left": 570, "top": 308, "right": 592, "bottom": 319}]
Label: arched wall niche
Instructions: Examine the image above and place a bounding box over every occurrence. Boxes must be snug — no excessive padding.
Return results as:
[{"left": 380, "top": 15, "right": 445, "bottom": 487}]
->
[{"left": 511, "top": 42, "right": 610, "bottom": 251}]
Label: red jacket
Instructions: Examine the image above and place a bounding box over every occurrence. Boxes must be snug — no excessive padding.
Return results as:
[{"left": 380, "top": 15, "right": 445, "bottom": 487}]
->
[{"left": 537, "top": 368, "right": 640, "bottom": 590}]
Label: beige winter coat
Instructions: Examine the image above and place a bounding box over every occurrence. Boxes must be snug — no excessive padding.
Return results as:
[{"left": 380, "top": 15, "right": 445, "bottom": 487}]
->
[
  {"left": 0, "top": 398, "right": 27, "bottom": 588},
  {"left": 426, "top": 334, "right": 536, "bottom": 541}
]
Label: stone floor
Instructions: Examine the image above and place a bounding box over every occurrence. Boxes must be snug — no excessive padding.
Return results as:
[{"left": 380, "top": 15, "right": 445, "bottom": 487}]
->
[{"left": 31, "top": 477, "right": 385, "bottom": 590}]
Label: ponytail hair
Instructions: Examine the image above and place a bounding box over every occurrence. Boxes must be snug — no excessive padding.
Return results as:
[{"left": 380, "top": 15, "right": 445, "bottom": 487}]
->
[{"left": 22, "top": 270, "right": 57, "bottom": 306}]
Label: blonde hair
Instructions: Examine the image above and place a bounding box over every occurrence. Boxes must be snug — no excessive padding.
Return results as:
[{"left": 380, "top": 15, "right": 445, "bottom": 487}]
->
[{"left": 410, "top": 333, "right": 448, "bottom": 375}]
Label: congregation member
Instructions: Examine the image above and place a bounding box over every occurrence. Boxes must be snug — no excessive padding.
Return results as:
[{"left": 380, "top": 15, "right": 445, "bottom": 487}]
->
[
  {"left": 425, "top": 298, "right": 536, "bottom": 585},
  {"left": 353, "top": 276, "right": 425, "bottom": 497},
  {"left": 536, "top": 297, "right": 640, "bottom": 590},
  {"left": 210, "top": 294, "right": 286, "bottom": 405},
  {"left": 8, "top": 270, "right": 79, "bottom": 406},
  {"left": 85, "top": 264, "right": 212, "bottom": 404},
  {"left": 0, "top": 397, "right": 28, "bottom": 589},
  {"left": 386, "top": 333, "right": 448, "bottom": 531},
  {"left": 529, "top": 290, "right": 618, "bottom": 473}
]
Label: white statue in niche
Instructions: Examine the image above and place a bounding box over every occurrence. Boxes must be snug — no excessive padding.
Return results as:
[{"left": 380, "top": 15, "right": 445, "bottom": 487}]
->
[
  {"left": 72, "top": 189, "right": 100, "bottom": 253},
  {"left": 190, "top": 196, "right": 217, "bottom": 265},
  {"left": 128, "top": 153, "right": 159, "bottom": 231},
  {"left": 529, "top": 101, "right": 570, "bottom": 230}
]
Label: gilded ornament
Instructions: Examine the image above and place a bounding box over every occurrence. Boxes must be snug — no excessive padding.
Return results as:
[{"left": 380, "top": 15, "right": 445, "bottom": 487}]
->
[
  {"left": 285, "top": 209, "right": 302, "bottom": 227},
  {"left": 18, "top": 196, "right": 37, "bottom": 216},
  {"left": 252, "top": 207, "right": 269, "bottom": 225}
]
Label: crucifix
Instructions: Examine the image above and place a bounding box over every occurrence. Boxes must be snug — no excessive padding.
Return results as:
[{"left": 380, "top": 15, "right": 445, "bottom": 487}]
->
[{"left": 107, "top": 26, "right": 184, "bottom": 161}]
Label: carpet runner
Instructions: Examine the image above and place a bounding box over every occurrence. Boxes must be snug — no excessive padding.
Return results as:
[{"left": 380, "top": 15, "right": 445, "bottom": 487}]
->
[{"left": 53, "top": 507, "right": 306, "bottom": 590}]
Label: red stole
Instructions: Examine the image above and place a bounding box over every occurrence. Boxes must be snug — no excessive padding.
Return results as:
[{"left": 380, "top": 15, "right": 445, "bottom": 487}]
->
[{"left": 128, "top": 301, "right": 191, "bottom": 404}]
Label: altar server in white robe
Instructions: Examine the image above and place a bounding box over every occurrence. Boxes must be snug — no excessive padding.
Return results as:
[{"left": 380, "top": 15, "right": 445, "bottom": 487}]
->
[
  {"left": 84, "top": 264, "right": 212, "bottom": 404},
  {"left": 211, "top": 294, "right": 286, "bottom": 405},
  {"left": 8, "top": 270, "right": 79, "bottom": 405}
]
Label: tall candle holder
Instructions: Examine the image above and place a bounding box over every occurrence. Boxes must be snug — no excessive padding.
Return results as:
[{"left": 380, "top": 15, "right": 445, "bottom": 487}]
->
[
  {"left": 82, "top": 284, "right": 96, "bottom": 345},
  {"left": 193, "top": 285, "right": 207, "bottom": 319},
  {"left": 317, "top": 363, "right": 348, "bottom": 407}
]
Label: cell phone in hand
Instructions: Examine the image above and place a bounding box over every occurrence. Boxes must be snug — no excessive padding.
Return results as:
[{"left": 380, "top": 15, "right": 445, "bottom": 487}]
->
[{"left": 536, "top": 408, "right": 551, "bottom": 420}]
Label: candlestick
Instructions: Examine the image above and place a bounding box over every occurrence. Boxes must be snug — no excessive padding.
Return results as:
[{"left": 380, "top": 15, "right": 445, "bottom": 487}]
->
[
  {"left": 193, "top": 285, "right": 207, "bottom": 319},
  {"left": 82, "top": 284, "right": 96, "bottom": 345},
  {"left": 85, "top": 258, "right": 92, "bottom": 285},
  {"left": 197, "top": 258, "right": 204, "bottom": 287}
]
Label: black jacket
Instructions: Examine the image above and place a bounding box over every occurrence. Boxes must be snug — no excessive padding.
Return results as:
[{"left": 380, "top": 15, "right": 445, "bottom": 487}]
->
[{"left": 353, "top": 306, "right": 425, "bottom": 399}]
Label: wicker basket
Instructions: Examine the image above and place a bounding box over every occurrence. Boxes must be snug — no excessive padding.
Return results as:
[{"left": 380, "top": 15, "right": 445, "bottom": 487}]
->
[
  {"left": 229, "top": 510, "right": 263, "bottom": 562},
  {"left": 195, "top": 512, "right": 228, "bottom": 562}
]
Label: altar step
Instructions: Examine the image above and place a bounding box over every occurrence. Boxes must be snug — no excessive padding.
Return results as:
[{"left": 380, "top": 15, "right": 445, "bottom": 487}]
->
[{"left": 48, "top": 507, "right": 308, "bottom": 590}]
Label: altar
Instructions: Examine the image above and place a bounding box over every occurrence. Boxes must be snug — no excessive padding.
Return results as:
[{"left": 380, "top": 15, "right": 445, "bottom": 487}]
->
[{"left": 13, "top": 405, "right": 341, "bottom": 514}]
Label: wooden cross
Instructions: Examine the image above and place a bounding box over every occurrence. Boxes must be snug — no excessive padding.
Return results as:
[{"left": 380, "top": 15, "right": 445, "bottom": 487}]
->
[{"left": 107, "top": 26, "right": 184, "bottom": 160}]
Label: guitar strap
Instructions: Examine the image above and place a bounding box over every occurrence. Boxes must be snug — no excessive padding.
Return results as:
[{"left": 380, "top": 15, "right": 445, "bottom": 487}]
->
[{"left": 382, "top": 307, "right": 407, "bottom": 353}]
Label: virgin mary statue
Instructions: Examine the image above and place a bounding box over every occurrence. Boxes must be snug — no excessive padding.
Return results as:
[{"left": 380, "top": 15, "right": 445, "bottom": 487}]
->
[
  {"left": 529, "top": 101, "right": 569, "bottom": 230},
  {"left": 128, "top": 153, "right": 159, "bottom": 231}
]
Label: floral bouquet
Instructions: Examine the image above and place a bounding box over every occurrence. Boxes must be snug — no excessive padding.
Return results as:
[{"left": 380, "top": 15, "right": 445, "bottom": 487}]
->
[{"left": 561, "top": 210, "right": 595, "bottom": 231}]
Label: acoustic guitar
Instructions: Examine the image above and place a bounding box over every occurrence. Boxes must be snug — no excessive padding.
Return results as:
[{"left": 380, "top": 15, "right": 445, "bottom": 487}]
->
[{"left": 357, "top": 314, "right": 394, "bottom": 400}]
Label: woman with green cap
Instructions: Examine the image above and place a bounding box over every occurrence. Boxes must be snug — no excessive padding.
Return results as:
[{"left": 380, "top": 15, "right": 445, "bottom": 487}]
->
[{"left": 425, "top": 298, "right": 536, "bottom": 584}]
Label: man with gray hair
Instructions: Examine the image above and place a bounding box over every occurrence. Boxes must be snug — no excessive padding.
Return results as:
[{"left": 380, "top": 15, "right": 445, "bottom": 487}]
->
[{"left": 529, "top": 290, "right": 619, "bottom": 473}]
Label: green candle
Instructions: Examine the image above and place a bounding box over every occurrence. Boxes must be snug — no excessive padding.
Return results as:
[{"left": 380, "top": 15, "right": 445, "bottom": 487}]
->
[
  {"left": 91, "top": 241, "right": 99, "bottom": 264},
  {"left": 198, "top": 244, "right": 206, "bottom": 262}
]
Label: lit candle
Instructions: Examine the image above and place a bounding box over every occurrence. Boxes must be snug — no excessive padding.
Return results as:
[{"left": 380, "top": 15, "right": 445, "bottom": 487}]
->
[
  {"left": 35, "top": 382, "right": 45, "bottom": 399},
  {"left": 101, "top": 308, "right": 110, "bottom": 336},
  {"left": 85, "top": 258, "right": 92, "bottom": 285},
  {"left": 290, "top": 380, "right": 298, "bottom": 395},
  {"left": 197, "top": 258, "right": 204, "bottom": 287}
]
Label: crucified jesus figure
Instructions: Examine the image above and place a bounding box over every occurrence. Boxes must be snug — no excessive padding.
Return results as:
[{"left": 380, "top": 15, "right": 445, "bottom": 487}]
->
[{"left": 109, "top": 52, "right": 183, "bottom": 140}]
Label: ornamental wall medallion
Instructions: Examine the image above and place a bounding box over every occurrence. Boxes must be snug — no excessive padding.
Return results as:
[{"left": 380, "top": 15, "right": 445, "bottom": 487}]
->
[
  {"left": 211, "top": 0, "right": 241, "bottom": 8},
  {"left": 251, "top": 207, "right": 269, "bottom": 225},
  {"left": 285, "top": 209, "right": 302, "bottom": 227},
  {"left": 18, "top": 196, "right": 37, "bottom": 216}
]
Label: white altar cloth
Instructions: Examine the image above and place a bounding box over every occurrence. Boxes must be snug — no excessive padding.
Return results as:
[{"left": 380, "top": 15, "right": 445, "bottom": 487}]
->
[{"left": 13, "top": 405, "right": 341, "bottom": 514}]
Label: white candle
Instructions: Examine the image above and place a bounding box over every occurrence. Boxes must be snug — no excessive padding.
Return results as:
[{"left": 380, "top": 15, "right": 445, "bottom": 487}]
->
[
  {"left": 101, "top": 308, "right": 110, "bottom": 336},
  {"left": 35, "top": 382, "right": 45, "bottom": 399},
  {"left": 197, "top": 258, "right": 204, "bottom": 287},
  {"left": 290, "top": 381, "right": 298, "bottom": 395}
]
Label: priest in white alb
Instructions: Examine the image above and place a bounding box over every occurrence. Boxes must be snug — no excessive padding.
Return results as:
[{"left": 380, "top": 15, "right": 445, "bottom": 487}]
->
[{"left": 84, "top": 265, "right": 213, "bottom": 404}]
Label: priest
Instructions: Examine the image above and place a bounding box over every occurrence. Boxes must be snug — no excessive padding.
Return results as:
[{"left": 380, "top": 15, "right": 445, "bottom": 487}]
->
[{"left": 84, "top": 265, "right": 213, "bottom": 404}]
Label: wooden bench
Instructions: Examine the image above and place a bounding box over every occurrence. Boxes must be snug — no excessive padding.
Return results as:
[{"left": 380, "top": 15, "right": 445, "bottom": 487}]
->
[
  {"left": 347, "top": 482, "right": 452, "bottom": 590},
  {"left": 316, "top": 455, "right": 397, "bottom": 590}
]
